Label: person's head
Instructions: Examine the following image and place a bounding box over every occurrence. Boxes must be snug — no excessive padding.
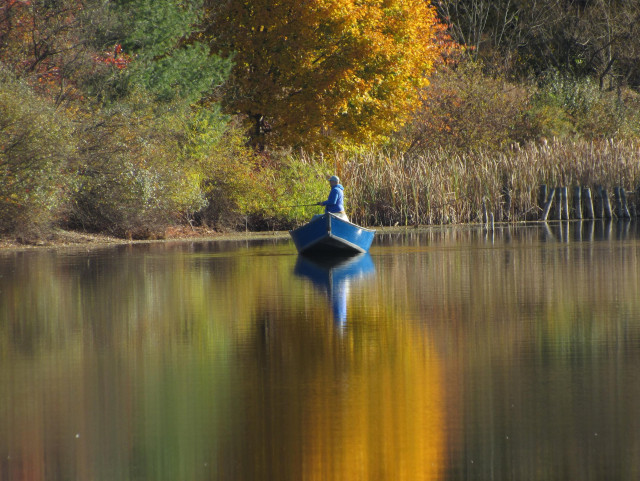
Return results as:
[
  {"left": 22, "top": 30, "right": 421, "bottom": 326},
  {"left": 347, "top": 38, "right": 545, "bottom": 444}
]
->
[{"left": 328, "top": 175, "right": 339, "bottom": 187}]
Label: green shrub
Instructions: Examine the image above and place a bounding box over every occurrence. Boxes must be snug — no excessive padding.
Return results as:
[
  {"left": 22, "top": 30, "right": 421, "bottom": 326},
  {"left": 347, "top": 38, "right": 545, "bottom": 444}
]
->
[
  {"left": 531, "top": 71, "right": 640, "bottom": 140},
  {"left": 71, "top": 94, "right": 206, "bottom": 237},
  {"left": 197, "top": 144, "right": 265, "bottom": 230},
  {"left": 0, "top": 67, "right": 76, "bottom": 236},
  {"left": 81, "top": 0, "right": 231, "bottom": 105},
  {"left": 265, "top": 154, "right": 329, "bottom": 229},
  {"left": 195, "top": 126, "right": 328, "bottom": 231}
]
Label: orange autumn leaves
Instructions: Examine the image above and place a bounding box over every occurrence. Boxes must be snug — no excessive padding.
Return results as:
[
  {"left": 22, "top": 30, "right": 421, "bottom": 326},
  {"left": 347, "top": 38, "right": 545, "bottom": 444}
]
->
[{"left": 207, "top": 0, "right": 454, "bottom": 149}]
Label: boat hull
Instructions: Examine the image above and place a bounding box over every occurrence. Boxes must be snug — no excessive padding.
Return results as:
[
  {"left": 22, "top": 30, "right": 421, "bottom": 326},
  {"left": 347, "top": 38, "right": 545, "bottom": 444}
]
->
[{"left": 289, "top": 214, "right": 375, "bottom": 255}]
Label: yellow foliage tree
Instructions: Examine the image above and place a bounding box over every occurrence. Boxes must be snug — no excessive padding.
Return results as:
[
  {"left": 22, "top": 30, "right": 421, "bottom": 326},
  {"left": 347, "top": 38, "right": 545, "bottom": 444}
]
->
[{"left": 205, "top": 0, "right": 451, "bottom": 150}]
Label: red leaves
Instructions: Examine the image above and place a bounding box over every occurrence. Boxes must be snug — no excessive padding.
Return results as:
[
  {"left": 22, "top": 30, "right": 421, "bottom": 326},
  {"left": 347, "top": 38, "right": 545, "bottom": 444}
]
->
[
  {"left": 5, "top": 0, "right": 32, "bottom": 7},
  {"left": 94, "top": 44, "right": 131, "bottom": 70}
]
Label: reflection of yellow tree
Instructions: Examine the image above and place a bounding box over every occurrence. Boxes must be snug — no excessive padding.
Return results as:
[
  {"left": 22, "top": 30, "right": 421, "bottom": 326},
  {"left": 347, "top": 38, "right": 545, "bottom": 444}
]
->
[
  {"left": 301, "top": 329, "right": 444, "bottom": 481},
  {"left": 234, "top": 281, "right": 446, "bottom": 481}
]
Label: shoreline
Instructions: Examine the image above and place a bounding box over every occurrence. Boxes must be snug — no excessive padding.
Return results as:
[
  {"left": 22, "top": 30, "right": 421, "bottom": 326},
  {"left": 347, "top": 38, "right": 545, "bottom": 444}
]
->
[
  {"left": 2, "top": 220, "right": 609, "bottom": 253},
  {"left": 0, "top": 224, "right": 447, "bottom": 253},
  {"left": 0, "top": 227, "right": 293, "bottom": 253}
]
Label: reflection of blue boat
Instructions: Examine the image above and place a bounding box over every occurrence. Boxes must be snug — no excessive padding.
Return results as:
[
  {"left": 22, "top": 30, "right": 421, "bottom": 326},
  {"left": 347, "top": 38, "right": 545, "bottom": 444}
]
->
[
  {"left": 294, "top": 253, "right": 375, "bottom": 328},
  {"left": 289, "top": 214, "right": 376, "bottom": 255}
]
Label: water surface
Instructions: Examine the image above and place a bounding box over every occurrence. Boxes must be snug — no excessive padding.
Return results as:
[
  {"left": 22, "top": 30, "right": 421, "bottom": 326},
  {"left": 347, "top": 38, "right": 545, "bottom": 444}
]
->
[{"left": 2, "top": 221, "right": 640, "bottom": 480}]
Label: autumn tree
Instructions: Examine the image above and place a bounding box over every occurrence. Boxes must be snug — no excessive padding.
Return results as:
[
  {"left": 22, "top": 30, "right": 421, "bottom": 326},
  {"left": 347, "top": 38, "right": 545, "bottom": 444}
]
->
[
  {"left": 205, "top": 0, "right": 451, "bottom": 150},
  {"left": 0, "top": 0, "right": 92, "bottom": 104}
]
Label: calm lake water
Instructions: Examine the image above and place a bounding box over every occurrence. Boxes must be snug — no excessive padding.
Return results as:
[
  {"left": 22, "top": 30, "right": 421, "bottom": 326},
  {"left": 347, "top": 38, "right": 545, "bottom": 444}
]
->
[{"left": 2, "top": 221, "right": 640, "bottom": 481}]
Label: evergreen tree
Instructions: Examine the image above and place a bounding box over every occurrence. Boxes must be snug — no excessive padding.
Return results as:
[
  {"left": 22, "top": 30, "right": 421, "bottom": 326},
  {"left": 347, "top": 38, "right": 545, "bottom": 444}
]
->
[{"left": 86, "top": 0, "right": 232, "bottom": 104}]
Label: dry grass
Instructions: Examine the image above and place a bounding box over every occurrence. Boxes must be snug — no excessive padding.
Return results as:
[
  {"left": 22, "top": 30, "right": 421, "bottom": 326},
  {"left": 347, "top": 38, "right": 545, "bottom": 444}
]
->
[{"left": 332, "top": 138, "right": 640, "bottom": 226}]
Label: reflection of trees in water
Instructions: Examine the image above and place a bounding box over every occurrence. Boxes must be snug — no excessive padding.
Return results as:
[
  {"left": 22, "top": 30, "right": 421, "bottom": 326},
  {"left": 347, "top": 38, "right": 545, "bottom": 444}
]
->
[
  {"left": 236, "top": 297, "right": 446, "bottom": 481},
  {"left": 0, "top": 244, "right": 286, "bottom": 481},
  {"left": 447, "top": 338, "right": 640, "bottom": 480},
  {"left": 377, "top": 223, "right": 640, "bottom": 480},
  {"left": 4, "top": 227, "right": 640, "bottom": 480},
  {"left": 1, "top": 341, "right": 239, "bottom": 481},
  {"left": 1, "top": 248, "right": 447, "bottom": 481}
]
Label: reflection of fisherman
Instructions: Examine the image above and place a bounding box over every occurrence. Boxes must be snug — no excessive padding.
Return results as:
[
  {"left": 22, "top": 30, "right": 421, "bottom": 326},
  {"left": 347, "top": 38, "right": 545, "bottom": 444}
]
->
[
  {"left": 331, "top": 278, "right": 348, "bottom": 330},
  {"left": 293, "top": 254, "right": 374, "bottom": 332},
  {"left": 317, "top": 175, "right": 349, "bottom": 222}
]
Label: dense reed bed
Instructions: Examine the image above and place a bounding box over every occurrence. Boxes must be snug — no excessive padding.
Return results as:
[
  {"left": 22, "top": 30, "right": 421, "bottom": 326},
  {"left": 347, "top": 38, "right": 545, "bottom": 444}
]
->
[{"left": 328, "top": 139, "right": 640, "bottom": 226}]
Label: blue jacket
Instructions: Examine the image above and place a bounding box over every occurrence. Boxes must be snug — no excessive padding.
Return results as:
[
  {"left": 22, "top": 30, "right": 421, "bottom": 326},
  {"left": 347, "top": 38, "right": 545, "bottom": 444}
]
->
[{"left": 321, "top": 184, "right": 345, "bottom": 213}]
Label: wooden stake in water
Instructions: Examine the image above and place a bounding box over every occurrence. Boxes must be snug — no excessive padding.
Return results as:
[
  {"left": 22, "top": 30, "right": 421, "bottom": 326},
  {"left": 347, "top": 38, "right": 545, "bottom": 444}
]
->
[
  {"left": 561, "top": 187, "right": 569, "bottom": 220},
  {"left": 602, "top": 187, "right": 613, "bottom": 219},
  {"left": 540, "top": 189, "right": 555, "bottom": 221},
  {"left": 614, "top": 187, "right": 623, "bottom": 218},
  {"left": 555, "top": 187, "right": 563, "bottom": 220},
  {"left": 502, "top": 185, "right": 511, "bottom": 222},
  {"left": 615, "top": 187, "right": 631, "bottom": 219},
  {"left": 583, "top": 187, "right": 594, "bottom": 219},
  {"left": 623, "top": 188, "right": 631, "bottom": 219},
  {"left": 594, "top": 185, "right": 604, "bottom": 219},
  {"left": 621, "top": 188, "right": 632, "bottom": 218},
  {"left": 482, "top": 198, "right": 488, "bottom": 226},
  {"left": 538, "top": 185, "right": 548, "bottom": 212},
  {"left": 573, "top": 186, "right": 582, "bottom": 220}
]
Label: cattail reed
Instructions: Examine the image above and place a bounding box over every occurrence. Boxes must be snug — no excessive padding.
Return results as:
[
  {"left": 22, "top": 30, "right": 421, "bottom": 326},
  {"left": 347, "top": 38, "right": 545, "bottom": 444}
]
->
[{"left": 332, "top": 138, "right": 640, "bottom": 226}]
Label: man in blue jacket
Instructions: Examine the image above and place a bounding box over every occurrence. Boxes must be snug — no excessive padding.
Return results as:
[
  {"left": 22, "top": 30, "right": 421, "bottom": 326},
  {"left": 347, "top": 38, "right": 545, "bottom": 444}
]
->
[{"left": 318, "top": 175, "right": 349, "bottom": 221}]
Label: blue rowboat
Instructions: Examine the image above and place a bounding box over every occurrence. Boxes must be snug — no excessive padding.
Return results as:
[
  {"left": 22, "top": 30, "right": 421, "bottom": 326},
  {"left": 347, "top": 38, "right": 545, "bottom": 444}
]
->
[{"left": 289, "top": 214, "right": 375, "bottom": 255}]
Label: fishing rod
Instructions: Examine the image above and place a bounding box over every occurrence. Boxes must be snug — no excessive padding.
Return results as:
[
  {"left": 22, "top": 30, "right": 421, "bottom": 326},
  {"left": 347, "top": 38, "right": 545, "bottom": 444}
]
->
[{"left": 279, "top": 203, "right": 321, "bottom": 208}]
